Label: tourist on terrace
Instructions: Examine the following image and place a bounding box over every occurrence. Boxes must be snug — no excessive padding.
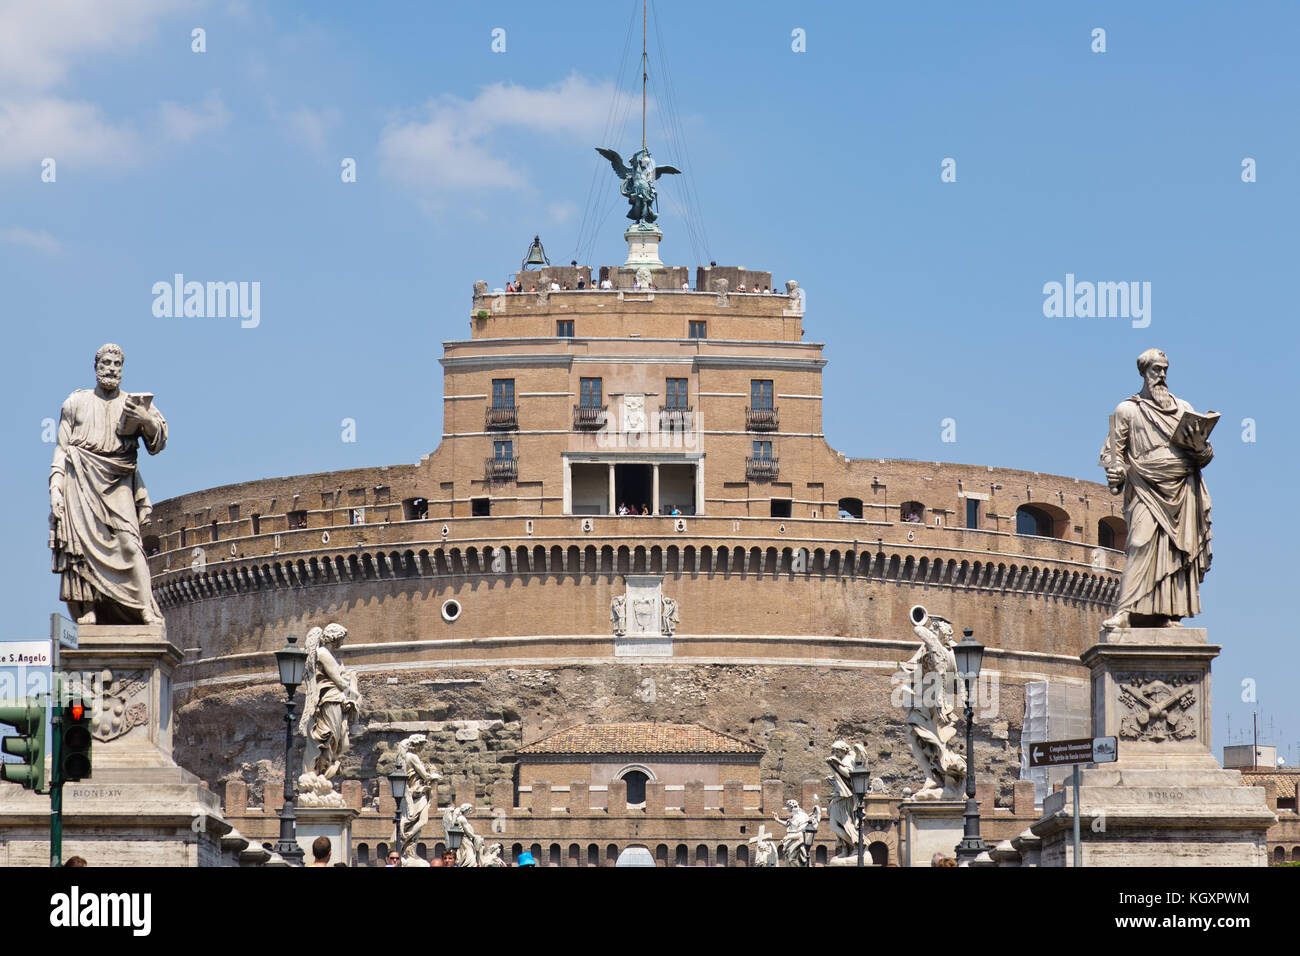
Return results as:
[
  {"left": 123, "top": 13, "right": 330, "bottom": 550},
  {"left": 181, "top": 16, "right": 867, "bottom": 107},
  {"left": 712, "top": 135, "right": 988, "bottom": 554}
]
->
[
  {"left": 600, "top": 277, "right": 613, "bottom": 289},
  {"left": 618, "top": 502, "right": 630, "bottom": 515}
]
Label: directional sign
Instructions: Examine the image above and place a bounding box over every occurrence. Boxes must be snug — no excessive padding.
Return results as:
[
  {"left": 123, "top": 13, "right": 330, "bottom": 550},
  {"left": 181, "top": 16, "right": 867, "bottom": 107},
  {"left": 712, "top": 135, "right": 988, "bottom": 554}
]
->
[
  {"left": 51, "top": 613, "right": 78, "bottom": 651},
  {"left": 1027, "top": 736, "right": 1118, "bottom": 768}
]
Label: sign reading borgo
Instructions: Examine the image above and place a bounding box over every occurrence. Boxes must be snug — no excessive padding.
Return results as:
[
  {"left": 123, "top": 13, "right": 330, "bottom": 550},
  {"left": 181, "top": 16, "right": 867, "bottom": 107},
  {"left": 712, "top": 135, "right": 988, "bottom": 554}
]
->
[{"left": 1027, "top": 736, "right": 1117, "bottom": 768}]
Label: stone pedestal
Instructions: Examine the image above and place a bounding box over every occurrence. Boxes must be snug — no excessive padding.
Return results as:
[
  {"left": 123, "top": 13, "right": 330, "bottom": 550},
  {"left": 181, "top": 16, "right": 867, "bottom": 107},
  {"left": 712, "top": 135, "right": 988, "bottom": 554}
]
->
[
  {"left": 0, "top": 623, "right": 234, "bottom": 866},
  {"left": 899, "top": 799, "right": 965, "bottom": 866},
  {"left": 295, "top": 806, "right": 358, "bottom": 867},
  {"left": 623, "top": 223, "right": 663, "bottom": 267},
  {"left": 1031, "top": 627, "right": 1274, "bottom": 866}
]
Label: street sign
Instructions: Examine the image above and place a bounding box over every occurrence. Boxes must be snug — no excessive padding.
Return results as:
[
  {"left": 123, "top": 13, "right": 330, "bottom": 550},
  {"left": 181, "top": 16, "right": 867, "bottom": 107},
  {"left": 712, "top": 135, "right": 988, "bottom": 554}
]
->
[
  {"left": 1027, "top": 736, "right": 1118, "bottom": 768},
  {"left": 50, "top": 614, "right": 78, "bottom": 651},
  {"left": 0, "top": 642, "right": 53, "bottom": 702}
]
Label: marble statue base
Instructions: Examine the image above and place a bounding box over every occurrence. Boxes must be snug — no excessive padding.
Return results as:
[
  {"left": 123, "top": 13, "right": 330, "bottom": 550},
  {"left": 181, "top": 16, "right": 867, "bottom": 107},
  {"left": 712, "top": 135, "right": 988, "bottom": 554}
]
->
[
  {"left": 623, "top": 223, "right": 663, "bottom": 267},
  {"left": 294, "top": 806, "right": 358, "bottom": 867},
  {"left": 898, "top": 798, "right": 966, "bottom": 866},
  {"left": 0, "top": 623, "right": 235, "bottom": 866},
  {"left": 1031, "top": 627, "right": 1274, "bottom": 866}
]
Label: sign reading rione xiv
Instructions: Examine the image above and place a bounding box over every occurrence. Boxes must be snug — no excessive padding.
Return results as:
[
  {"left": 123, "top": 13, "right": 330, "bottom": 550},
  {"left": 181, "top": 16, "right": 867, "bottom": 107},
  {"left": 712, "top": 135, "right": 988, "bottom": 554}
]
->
[{"left": 151, "top": 274, "right": 260, "bottom": 328}]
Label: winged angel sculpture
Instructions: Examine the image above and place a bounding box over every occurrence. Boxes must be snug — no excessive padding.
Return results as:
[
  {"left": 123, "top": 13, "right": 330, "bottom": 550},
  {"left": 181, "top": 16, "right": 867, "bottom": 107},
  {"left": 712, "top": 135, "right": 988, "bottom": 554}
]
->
[{"left": 595, "top": 146, "right": 681, "bottom": 225}]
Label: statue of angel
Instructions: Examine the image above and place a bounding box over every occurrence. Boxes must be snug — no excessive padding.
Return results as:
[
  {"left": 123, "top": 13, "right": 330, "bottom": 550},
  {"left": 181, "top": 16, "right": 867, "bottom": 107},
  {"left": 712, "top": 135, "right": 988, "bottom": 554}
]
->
[
  {"left": 826, "top": 740, "right": 869, "bottom": 859},
  {"left": 892, "top": 606, "right": 967, "bottom": 800},
  {"left": 774, "top": 798, "right": 820, "bottom": 867},
  {"left": 297, "top": 623, "right": 361, "bottom": 804},
  {"left": 396, "top": 734, "right": 440, "bottom": 862},
  {"left": 594, "top": 146, "right": 681, "bottom": 224},
  {"left": 442, "top": 802, "right": 480, "bottom": 867}
]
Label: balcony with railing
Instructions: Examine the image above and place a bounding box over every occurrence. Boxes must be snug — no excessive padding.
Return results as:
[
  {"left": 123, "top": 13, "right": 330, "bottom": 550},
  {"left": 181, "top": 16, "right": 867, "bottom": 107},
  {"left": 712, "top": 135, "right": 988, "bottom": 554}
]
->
[
  {"left": 658, "top": 405, "right": 694, "bottom": 430},
  {"left": 746, "top": 456, "right": 780, "bottom": 480},
  {"left": 485, "top": 405, "right": 519, "bottom": 429},
  {"left": 485, "top": 457, "right": 519, "bottom": 482},
  {"left": 745, "top": 406, "right": 779, "bottom": 431},
  {"left": 573, "top": 405, "right": 608, "bottom": 430}
]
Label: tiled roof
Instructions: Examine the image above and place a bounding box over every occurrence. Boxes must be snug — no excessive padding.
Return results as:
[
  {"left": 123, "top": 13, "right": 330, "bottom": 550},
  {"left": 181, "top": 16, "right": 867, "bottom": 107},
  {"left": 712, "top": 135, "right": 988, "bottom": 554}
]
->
[
  {"left": 1240, "top": 769, "right": 1300, "bottom": 792},
  {"left": 518, "top": 723, "right": 762, "bottom": 756}
]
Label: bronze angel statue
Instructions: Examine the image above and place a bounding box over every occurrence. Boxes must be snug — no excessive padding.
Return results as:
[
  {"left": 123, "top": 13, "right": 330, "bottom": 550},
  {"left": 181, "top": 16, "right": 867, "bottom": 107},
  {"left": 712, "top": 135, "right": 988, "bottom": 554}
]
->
[{"left": 595, "top": 146, "right": 681, "bottom": 224}]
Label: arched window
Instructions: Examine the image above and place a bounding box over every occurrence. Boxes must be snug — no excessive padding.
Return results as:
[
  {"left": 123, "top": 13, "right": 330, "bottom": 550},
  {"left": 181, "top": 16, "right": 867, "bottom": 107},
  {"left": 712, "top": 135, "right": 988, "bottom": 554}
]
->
[
  {"left": 511, "top": 843, "right": 523, "bottom": 864},
  {"left": 716, "top": 845, "right": 728, "bottom": 867},
  {"left": 1098, "top": 515, "right": 1127, "bottom": 550},
  {"left": 355, "top": 842, "right": 370, "bottom": 867},
  {"left": 675, "top": 844, "right": 688, "bottom": 867},
  {"left": 621, "top": 768, "right": 650, "bottom": 805},
  {"left": 837, "top": 497, "right": 863, "bottom": 519},
  {"left": 377, "top": 842, "right": 388, "bottom": 863},
  {"left": 696, "top": 844, "right": 709, "bottom": 867},
  {"left": 549, "top": 843, "right": 561, "bottom": 867},
  {"left": 1274, "top": 846, "right": 1286, "bottom": 864},
  {"left": 606, "top": 843, "right": 620, "bottom": 867},
  {"left": 900, "top": 501, "right": 925, "bottom": 523},
  {"left": 736, "top": 844, "right": 749, "bottom": 867},
  {"left": 588, "top": 844, "right": 599, "bottom": 867},
  {"left": 656, "top": 844, "right": 668, "bottom": 867},
  {"left": 868, "top": 841, "right": 889, "bottom": 866},
  {"left": 814, "top": 845, "right": 827, "bottom": 866},
  {"left": 1016, "top": 503, "right": 1070, "bottom": 539},
  {"left": 415, "top": 843, "right": 427, "bottom": 860}
]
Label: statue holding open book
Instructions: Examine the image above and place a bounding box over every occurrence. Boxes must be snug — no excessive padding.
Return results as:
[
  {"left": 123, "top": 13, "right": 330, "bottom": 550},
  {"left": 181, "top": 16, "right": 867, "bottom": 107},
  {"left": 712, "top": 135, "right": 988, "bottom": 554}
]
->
[
  {"left": 1099, "top": 349, "right": 1215, "bottom": 629},
  {"left": 49, "top": 344, "right": 167, "bottom": 625}
]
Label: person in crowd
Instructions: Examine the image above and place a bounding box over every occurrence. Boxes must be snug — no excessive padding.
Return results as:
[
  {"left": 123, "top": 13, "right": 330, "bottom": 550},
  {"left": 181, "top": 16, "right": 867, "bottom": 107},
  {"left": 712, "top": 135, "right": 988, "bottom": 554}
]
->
[
  {"left": 517, "top": 851, "right": 537, "bottom": 867},
  {"left": 385, "top": 850, "right": 401, "bottom": 867},
  {"left": 618, "top": 502, "right": 630, "bottom": 515},
  {"left": 670, "top": 505, "right": 681, "bottom": 516},
  {"left": 600, "top": 277, "right": 613, "bottom": 289},
  {"left": 311, "top": 836, "right": 332, "bottom": 867},
  {"left": 681, "top": 280, "right": 690, "bottom": 290},
  {"left": 577, "top": 278, "right": 586, "bottom": 289},
  {"left": 640, "top": 504, "right": 650, "bottom": 516}
]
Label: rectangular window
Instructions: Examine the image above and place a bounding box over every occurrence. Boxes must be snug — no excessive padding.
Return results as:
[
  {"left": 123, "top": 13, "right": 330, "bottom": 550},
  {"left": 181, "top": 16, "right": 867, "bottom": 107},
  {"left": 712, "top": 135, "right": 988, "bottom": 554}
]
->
[
  {"left": 966, "top": 498, "right": 980, "bottom": 529},
  {"left": 666, "top": 378, "right": 688, "bottom": 409},
  {"left": 579, "top": 377, "right": 602, "bottom": 408},
  {"left": 688, "top": 321, "right": 707, "bottom": 339},
  {"left": 753, "top": 440, "right": 773, "bottom": 459},
  {"left": 250, "top": 514, "right": 261, "bottom": 535},
  {"left": 210, "top": 520, "right": 219, "bottom": 542},
  {"left": 770, "top": 498, "right": 792, "bottom": 518},
  {"left": 493, "top": 439, "right": 514, "bottom": 460},
  {"left": 557, "top": 320, "right": 574, "bottom": 337},
  {"left": 287, "top": 510, "right": 308, "bottom": 530},
  {"left": 471, "top": 497, "right": 491, "bottom": 517},
  {"left": 491, "top": 379, "right": 515, "bottom": 409},
  {"left": 751, "top": 380, "right": 774, "bottom": 410},
  {"left": 348, "top": 508, "right": 365, "bottom": 525}
]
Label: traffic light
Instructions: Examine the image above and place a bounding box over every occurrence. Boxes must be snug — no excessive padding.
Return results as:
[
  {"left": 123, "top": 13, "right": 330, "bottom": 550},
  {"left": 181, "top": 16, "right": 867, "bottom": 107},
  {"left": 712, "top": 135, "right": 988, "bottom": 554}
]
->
[
  {"left": 0, "top": 697, "right": 47, "bottom": 791},
  {"left": 61, "top": 698, "right": 92, "bottom": 782}
]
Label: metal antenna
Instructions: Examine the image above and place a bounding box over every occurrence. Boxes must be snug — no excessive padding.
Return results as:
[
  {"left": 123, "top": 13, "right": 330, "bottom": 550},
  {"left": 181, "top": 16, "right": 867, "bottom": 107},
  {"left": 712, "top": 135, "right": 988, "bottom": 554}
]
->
[{"left": 641, "top": 0, "right": 647, "bottom": 150}]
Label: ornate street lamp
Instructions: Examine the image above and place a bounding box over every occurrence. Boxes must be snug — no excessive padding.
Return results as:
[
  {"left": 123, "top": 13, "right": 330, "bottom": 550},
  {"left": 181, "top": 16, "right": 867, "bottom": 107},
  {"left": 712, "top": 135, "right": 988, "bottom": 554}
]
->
[
  {"left": 850, "top": 760, "right": 870, "bottom": 867},
  {"left": 272, "top": 635, "right": 307, "bottom": 866},
  {"left": 801, "top": 818, "right": 818, "bottom": 868},
  {"left": 445, "top": 817, "right": 464, "bottom": 868},
  {"left": 954, "top": 626, "right": 988, "bottom": 866},
  {"left": 388, "top": 769, "right": 407, "bottom": 865}
]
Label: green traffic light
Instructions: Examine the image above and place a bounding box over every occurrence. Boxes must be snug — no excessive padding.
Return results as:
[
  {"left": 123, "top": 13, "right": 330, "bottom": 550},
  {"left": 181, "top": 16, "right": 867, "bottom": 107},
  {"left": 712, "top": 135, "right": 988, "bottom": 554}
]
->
[{"left": 0, "top": 698, "right": 47, "bottom": 792}]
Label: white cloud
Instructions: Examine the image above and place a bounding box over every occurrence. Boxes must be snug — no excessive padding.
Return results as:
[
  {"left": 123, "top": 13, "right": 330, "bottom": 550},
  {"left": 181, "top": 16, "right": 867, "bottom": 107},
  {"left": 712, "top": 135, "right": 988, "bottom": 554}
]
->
[
  {"left": 0, "top": 0, "right": 188, "bottom": 92},
  {"left": 158, "top": 92, "right": 231, "bottom": 143},
  {"left": 547, "top": 201, "right": 577, "bottom": 224},
  {"left": 0, "top": 0, "right": 203, "bottom": 172},
  {"left": 285, "top": 105, "right": 340, "bottom": 154},
  {"left": 0, "top": 226, "right": 61, "bottom": 254},
  {"left": 0, "top": 95, "right": 138, "bottom": 172},
  {"left": 379, "top": 73, "right": 642, "bottom": 199}
]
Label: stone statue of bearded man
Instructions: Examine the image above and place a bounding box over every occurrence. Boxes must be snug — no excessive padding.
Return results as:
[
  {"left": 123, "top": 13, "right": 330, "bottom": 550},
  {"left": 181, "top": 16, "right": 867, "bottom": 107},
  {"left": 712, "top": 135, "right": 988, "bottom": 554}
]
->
[
  {"left": 50, "top": 343, "right": 167, "bottom": 625},
  {"left": 1100, "top": 349, "right": 1214, "bottom": 628}
]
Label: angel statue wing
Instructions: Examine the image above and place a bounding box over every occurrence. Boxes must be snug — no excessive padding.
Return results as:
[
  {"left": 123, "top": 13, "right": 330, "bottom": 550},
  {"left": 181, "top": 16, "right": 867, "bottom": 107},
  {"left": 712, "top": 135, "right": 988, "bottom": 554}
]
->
[
  {"left": 653, "top": 165, "right": 682, "bottom": 179},
  {"left": 595, "top": 147, "right": 631, "bottom": 179}
]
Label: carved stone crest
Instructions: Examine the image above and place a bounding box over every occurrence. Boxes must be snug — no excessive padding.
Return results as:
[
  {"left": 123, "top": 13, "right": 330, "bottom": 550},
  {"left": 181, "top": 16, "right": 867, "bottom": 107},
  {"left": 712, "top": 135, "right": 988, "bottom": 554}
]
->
[
  {"left": 623, "top": 393, "right": 647, "bottom": 433},
  {"left": 1117, "top": 675, "right": 1199, "bottom": 742},
  {"left": 85, "top": 668, "right": 150, "bottom": 742}
]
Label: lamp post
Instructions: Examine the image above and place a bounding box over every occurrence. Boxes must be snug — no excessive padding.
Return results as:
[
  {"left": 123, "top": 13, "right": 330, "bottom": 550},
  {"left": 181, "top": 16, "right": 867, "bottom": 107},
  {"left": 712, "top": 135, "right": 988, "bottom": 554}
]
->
[
  {"left": 445, "top": 818, "right": 464, "bottom": 868},
  {"left": 272, "top": 635, "right": 307, "bottom": 866},
  {"left": 953, "top": 626, "right": 988, "bottom": 866},
  {"left": 850, "top": 760, "right": 870, "bottom": 867},
  {"left": 801, "top": 817, "right": 818, "bottom": 868},
  {"left": 388, "top": 769, "right": 407, "bottom": 865}
]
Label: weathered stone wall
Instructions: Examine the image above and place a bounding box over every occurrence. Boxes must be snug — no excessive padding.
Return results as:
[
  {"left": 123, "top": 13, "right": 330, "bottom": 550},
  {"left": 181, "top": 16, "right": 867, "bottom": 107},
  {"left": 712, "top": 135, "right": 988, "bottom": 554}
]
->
[{"left": 176, "top": 663, "right": 1039, "bottom": 809}]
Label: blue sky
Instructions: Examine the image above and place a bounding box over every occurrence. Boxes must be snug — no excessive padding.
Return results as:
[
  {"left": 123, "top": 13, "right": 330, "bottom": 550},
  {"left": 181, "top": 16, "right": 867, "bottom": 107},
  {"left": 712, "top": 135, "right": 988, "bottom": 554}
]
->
[{"left": 2, "top": 1, "right": 1297, "bottom": 759}]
